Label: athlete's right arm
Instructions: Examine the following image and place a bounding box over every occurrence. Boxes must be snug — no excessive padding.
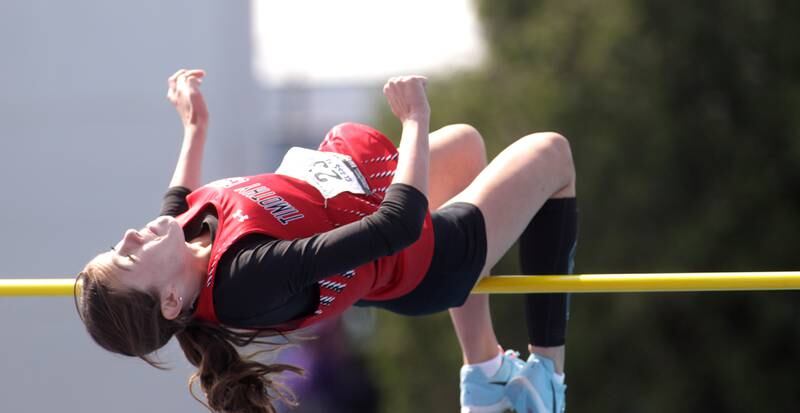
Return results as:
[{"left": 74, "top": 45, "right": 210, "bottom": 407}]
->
[
  {"left": 384, "top": 76, "right": 430, "bottom": 198},
  {"left": 166, "top": 69, "right": 209, "bottom": 191}
]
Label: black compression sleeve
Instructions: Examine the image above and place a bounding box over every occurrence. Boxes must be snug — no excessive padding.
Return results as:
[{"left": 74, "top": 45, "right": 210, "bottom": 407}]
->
[
  {"left": 520, "top": 198, "right": 577, "bottom": 347},
  {"left": 160, "top": 186, "right": 192, "bottom": 217},
  {"left": 214, "top": 183, "right": 428, "bottom": 326}
]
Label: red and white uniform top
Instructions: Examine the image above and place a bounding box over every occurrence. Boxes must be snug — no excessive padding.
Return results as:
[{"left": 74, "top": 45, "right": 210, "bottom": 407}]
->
[{"left": 175, "top": 123, "right": 434, "bottom": 331}]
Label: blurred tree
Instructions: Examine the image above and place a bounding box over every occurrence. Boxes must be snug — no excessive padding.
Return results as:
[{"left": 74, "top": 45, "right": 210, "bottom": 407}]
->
[{"left": 369, "top": 0, "right": 800, "bottom": 412}]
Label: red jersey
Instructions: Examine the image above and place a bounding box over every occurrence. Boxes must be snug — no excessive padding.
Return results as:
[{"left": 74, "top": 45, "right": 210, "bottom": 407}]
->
[{"left": 175, "top": 123, "right": 434, "bottom": 331}]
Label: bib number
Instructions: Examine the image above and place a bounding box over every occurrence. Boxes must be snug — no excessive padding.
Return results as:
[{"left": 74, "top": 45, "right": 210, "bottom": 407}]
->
[{"left": 276, "top": 147, "right": 371, "bottom": 199}]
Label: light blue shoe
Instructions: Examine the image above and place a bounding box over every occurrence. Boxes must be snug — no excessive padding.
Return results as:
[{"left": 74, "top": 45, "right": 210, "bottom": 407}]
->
[
  {"left": 460, "top": 350, "right": 525, "bottom": 413},
  {"left": 505, "top": 354, "right": 566, "bottom": 413}
]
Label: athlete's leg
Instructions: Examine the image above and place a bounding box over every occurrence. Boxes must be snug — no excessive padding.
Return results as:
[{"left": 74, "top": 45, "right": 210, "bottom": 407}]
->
[
  {"left": 522, "top": 195, "right": 576, "bottom": 374},
  {"left": 443, "top": 132, "right": 575, "bottom": 413},
  {"left": 429, "top": 124, "right": 520, "bottom": 413},
  {"left": 428, "top": 124, "right": 488, "bottom": 209},
  {"left": 427, "top": 124, "right": 501, "bottom": 367},
  {"left": 443, "top": 132, "right": 576, "bottom": 372},
  {"left": 440, "top": 131, "right": 575, "bottom": 413}
]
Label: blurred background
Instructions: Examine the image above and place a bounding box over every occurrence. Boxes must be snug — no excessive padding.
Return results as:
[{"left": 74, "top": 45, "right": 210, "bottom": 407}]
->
[{"left": 1, "top": 0, "right": 799, "bottom": 412}]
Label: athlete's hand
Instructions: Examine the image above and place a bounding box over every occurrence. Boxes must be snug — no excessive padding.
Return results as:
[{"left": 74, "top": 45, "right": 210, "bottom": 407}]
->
[
  {"left": 167, "top": 69, "right": 209, "bottom": 130},
  {"left": 383, "top": 76, "right": 430, "bottom": 123}
]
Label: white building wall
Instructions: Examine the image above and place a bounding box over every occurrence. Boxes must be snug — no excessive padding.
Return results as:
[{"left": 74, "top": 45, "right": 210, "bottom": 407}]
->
[{"left": 0, "top": 1, "right": 257, "bottom": 412}]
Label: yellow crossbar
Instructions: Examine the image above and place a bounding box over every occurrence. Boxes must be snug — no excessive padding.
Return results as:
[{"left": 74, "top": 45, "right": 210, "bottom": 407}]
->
[
  {"left": 472, "top": 272, "right": 800, "bottom": 294},
  {"left": 1, "top": 272, "right": 800, "bottom": 297},
  {"left": 0, "top": 278, "right": 78, "bottom": 297}
]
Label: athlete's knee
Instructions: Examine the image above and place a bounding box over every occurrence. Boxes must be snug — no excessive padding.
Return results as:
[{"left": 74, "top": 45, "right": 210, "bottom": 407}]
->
[
  {"left": 449, "top": 123, "right": 482, "bottom": 141},
  {"left": 451, "top": 123, "right": 487, "bottom": 166},
  {"left": 543, "top": 132, "right": 574, "bottom": 171},
  {"left": 526, "top": 132, "right": 575, "bottom": 184}
]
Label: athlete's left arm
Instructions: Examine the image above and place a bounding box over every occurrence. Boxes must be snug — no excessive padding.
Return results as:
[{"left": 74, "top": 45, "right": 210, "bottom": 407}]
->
[
  {"left": 216, "top": 183, "right": 428, "bottom": 297},
  {"left": 166, "top": 69, "right": 209, "bottom": 190}
]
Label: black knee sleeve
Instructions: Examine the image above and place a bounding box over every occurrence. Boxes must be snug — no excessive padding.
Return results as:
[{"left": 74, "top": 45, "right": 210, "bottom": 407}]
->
[{"left": 519, "top": 198, "right": 577, "bottom": 347}]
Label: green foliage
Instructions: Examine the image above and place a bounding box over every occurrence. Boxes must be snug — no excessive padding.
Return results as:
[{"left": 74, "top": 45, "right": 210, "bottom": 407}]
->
[{"left": 368, "top": 0, "right": 800, "bottom": 411}]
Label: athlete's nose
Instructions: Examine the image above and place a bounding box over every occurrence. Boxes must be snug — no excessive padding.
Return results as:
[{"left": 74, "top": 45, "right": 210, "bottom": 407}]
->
[{"left": 118, "top": 229, "right": 144, "bottom": 253}]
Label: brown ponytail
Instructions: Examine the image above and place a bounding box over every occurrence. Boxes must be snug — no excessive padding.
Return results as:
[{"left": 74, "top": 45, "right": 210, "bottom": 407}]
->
[
  {"left": 176, "top": 324, "right": 303, "bottom": 412},
  {"left": 76, "top": 265, "right": 304, "bottom": 412}
]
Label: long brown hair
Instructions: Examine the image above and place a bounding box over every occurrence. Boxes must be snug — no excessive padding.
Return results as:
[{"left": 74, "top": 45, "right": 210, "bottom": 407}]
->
[{"left": 75, "top": 262, "right": 304, "bottom": 412}]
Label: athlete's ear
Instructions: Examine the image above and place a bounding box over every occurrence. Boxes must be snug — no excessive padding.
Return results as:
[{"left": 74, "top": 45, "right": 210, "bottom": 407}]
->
[{"left": 160, "top": 289, "right": 182, "bottom": 321}]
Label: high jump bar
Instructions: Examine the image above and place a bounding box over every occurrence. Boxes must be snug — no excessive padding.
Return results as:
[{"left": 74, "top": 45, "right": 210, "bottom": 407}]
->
[{"left": 1, "top": 272, "right": 800, "bottom": 297}]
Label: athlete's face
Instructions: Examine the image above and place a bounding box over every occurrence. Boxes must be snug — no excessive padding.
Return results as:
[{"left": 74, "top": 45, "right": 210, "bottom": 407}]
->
[{"left": 107, "top": 215, "right": 188, "bottom": 293}]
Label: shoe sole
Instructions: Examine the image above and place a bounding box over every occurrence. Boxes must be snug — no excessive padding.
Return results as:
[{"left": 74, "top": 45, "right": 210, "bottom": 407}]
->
[
  {"left": 461, "top": 398, "right": 512, "bottom": 413},
  {"left": 505, "top": 375, "right": 548, "bottom": 413}
]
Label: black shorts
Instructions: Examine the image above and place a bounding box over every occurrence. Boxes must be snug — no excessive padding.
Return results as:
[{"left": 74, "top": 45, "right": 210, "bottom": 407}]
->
[{"left": 356, "top": 202, "right": 487, "bottom": 316}]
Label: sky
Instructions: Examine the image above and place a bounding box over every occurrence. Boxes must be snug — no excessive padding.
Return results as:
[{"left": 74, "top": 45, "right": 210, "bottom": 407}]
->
[{"left": 251, "top": 0, "right": 486, "bottom": 85}]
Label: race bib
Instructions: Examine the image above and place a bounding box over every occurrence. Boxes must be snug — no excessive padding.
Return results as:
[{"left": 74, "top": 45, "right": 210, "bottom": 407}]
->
[{"left": 275, "top": 147, "right": 371, "bottom": 199}]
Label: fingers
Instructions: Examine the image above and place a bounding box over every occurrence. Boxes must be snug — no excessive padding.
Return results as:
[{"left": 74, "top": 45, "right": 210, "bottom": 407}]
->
[
  {"left": 167, "top": 69, "right": 206, "bottom": 101},
  {"left": 184, "top": 69, "right": 206, "bottom": 84},
  {"left": 382, "top": 75, "right": 429, "bottom": 103},
  {"left": 383, "top": 75, "right": 428, "bottom": 90},
  {"left": 168, "top": 69, "right": 187, "bottom": 88},
  {"left": 185, "top": 70, "right": 205, "bottom": 88},
  {"left": 167, "top": 69, "right": 186, "bottom": 101},
  {"left": 177, "top": 70, "right": 204, "bottom": 88},
  {"left": 383, "top": 75, "right": 430, "bottom": 121}
]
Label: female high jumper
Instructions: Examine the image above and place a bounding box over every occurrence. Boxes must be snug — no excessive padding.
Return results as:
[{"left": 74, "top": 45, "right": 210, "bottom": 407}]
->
[{"left": 76, "top": 69, "right": 576, "bottom": 413}]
